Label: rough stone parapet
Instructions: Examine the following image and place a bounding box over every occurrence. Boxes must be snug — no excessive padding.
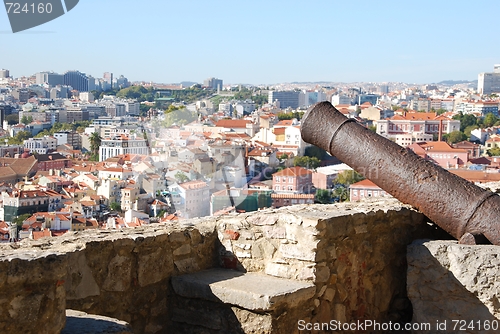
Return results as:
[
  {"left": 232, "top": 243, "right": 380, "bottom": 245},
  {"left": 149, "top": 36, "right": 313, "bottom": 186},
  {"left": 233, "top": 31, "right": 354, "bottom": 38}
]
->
[
  {"left": 0, "top": 199, "right": 452, "bottom": 333},
  {"left": 215, "top": 198, "right": 441, "bottom": 328},
  {"left": 0, "top": 221, "right": 219, "bottom": 334},
  {"left": 408, "top": 240, "right": 500, "bottom": 332}
]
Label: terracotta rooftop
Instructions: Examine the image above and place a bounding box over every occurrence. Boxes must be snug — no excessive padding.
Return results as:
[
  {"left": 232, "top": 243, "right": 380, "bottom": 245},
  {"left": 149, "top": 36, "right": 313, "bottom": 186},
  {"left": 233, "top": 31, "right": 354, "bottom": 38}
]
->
[
  {"left": 273, "top": 167, "right": 312, "bottom": 177},
  {"left": 349, "top": 179, "right": 381, "bottom": 189},
  {"left": 215, "top": 119, "right": 251, "bottom": 128}
]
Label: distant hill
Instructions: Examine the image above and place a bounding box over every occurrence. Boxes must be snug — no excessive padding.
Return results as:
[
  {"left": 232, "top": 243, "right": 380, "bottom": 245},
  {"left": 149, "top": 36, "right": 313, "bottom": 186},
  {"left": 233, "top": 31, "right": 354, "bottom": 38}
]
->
[
  {"left": 437, "top": 80, "right": 476, "bottom": 85},
  {"left": 179, "top": 81, "right": 199, "bottom": 87}
]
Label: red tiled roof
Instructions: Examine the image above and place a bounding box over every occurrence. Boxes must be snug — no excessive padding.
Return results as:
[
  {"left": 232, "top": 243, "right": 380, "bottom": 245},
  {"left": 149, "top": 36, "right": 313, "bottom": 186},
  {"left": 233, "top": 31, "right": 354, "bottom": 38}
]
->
[
  {"left": 215, "top": 119, "right": 251, "bottom": 128},
  {"left": 273, "top": 167, "right": 312, "bottom": 177},
  {"left": 349, "top": 179, "right": 380, "bottom": 189},
  {"left": 273, "top": 127, "right": 286, "bottom": 135}
]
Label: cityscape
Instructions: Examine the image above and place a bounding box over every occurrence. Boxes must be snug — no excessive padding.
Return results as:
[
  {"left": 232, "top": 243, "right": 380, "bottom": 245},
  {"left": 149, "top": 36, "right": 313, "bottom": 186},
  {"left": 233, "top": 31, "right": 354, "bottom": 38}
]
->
[
  {"left": 2, "top": 62, "right": 500, "bottom": 333},
  {"left": 0, "top": 64, "right": 499, "bottom": 241},
  {"left": 2, "top": 1, "right": 500, "bottom": 332}
]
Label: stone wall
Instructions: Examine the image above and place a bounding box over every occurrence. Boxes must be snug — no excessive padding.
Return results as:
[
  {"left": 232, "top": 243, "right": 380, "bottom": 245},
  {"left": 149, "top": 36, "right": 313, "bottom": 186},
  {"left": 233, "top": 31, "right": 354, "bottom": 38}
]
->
[
  {"left": 0, "top": 221, "right": 219, "bottom": 334},
  {"left": 215, "top": 199, "right": 445, "bottom": 329},
  {"left": 408, "top": 240, "right": 500, "bottom": 333},
  {"left": 0, "top": 199, "right": 467, "bottom": 334}
]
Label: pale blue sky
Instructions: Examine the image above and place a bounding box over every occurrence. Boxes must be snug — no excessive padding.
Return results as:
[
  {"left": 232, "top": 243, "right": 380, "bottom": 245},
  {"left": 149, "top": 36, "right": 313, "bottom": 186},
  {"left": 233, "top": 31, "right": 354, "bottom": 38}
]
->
[{"left": 1, "top": 0, "right": 499, "bottom": 85}]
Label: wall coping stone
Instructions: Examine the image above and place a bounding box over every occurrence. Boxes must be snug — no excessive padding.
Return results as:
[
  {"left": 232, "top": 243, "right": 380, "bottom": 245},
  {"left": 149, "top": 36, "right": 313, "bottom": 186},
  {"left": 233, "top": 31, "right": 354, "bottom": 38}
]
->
[{"left": 171, "top": 268, "right": 316, "bottom": 312}]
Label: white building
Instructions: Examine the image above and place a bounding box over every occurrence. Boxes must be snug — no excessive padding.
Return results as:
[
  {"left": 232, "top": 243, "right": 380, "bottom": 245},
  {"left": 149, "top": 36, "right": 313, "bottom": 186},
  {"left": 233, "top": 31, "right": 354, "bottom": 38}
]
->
[
  {"left": 331, "top": 94, "right": 351, "bottom": 106},
  {"left": 23, "top": 136, "right": 58, "bottom": 154},
  {"left": 478, "top": 65, "right": 500, "bottom": 95},
  {"left": 99, "top": 133, "right": 149, "bottom": 161},
  {"left": 169, "top": 180, "right": 210, "bottom": 219}
]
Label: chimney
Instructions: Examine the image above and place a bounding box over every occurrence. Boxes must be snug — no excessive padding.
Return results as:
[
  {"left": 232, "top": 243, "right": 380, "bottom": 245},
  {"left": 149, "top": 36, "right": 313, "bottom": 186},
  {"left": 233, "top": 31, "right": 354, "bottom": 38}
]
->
[{"left": 438, "top": 119, "right": 443, "bottom": 142}]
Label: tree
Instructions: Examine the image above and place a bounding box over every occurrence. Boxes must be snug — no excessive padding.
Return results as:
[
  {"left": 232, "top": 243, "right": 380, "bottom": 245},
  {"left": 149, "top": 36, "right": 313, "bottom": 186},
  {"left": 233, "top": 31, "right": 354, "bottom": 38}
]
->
[
  {"left": 444, "top": 130, "right": 466, "bottom": 144},
  {"left": 89, "top": 132, "right": 102, "bottom": 160},
  {"left": 463, "top": 125, "right": 479, "bottom": 138},
  {"left": 8, "top": 130, "right": 32, "bottom": 145},
  {"left": 293, "top": 156, "right": 320, "bottom": 169},
  {"left": 483, "top": 113, "right": 498, "bottom": 128},
  {"left": 175, "top": 171, "right": 189, "bottom": 183},
  {"left": 278, "top": 153, "right": 289, "bottom": 160},
  {"left": 110, "top": 202, "right": 121, "bottom": 212},
  {"left": 335, "top": 170, "right": 365, "bottom": 186},
  {"left": 333, "top": 185, "right": 349, "bottom": 202},
  {"left": 5, "top": 114, "right": 18, "bottom": 125},
  {"left": 315, "top": 189, "right": 331, "bottom": 204},
  {"left": 12, "top": 213, "right": 32, "bottom": 231},
  {"left": 453, "top": 113, "right": 477, "bottom": 132},
  {"left": 163, "top": 106, "right": 196, "bottom": 127},
  {"left": 487, "top": 147, "right": 500, "bottom": 157},
  {"left": 20, "top": 115, "right": 32, "bottom": 125}
]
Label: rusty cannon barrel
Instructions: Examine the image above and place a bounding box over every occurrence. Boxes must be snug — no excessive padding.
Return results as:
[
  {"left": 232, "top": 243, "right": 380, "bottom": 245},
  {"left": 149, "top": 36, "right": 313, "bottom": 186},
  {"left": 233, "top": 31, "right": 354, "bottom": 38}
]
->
[{"left": 301, "top": 101, "right": 500, "bottom": 245}]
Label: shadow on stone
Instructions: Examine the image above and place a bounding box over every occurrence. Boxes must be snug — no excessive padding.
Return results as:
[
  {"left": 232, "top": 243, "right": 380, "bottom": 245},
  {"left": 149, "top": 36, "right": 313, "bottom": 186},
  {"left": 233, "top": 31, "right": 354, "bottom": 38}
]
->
[
  {"left": 169, "top": 268, "right": 316, "bottom": 333},
  {"left": 408, "top": 240, "right": 499, "bottom": 333}
]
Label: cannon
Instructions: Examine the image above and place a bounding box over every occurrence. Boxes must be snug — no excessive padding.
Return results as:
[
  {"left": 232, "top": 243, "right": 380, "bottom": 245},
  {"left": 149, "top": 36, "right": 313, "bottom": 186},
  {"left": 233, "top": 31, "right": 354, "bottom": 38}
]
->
[{"left": 301, "top": 101, "right": 500, "bottom": 245}]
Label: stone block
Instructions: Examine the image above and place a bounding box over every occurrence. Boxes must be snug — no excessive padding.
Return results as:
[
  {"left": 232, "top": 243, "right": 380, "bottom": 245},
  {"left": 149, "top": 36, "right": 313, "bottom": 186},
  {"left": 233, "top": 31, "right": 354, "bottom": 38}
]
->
[
  {"left": 173, "top": 244, "right": 191, "bottom": 257},
  {"left": 250, "top": 214, "right": 277, "bottom": 226},
  {"left": 174, "top": 257, "right": 200, "bottom": 274},
  {"left": 265, "top": 262, "right": 294, "bottom": 279},
  {"left": 137, "top": 248, "right": 174, "bottom": 287},
  {"left": 172, "top": 269, "right": 315, "bottom": 311},
  {"left": 315, "top": 266, "right": 330, "bottom": 283},
  {"left": 168, "top": 231, "right": 188, "bottom": 243},
  {"left": 225, "top": 229, "right": 240, "bottom": 240},
  {"left": 102, "top": 254, "right": 132, "bottom": 292},
  {"left": 280, "top": 244, "right": 316, "bottom": 262},
  {"left": 251, "top": 239, "right": 276, "bottom": 259},
  {"left": 324, "top": 288, "right": 336, "bottom": 302},
  {"left": 262, "top": 225, "right": 286, "bottom": 239},
  {"left": 408, "top": 240, "right": 500, "bottom": 326}
]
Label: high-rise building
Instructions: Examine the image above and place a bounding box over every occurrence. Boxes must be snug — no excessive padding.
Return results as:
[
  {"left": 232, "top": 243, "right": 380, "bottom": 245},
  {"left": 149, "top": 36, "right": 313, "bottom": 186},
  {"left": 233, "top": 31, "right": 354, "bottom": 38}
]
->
[
  {"left": 268, "top": 91, "right": 301, "bottom": 109},
  {"left": 35, "top": 71, "right": 64, "bottom": 86},
  {"left": 204, "top": 77, "right": 223, "bottom": 90},
  {"left": 0, "top": 102, "right": 13, "bottom": 125},
  {"left": 103, "top": 72, "right": 113, "bottom": 88},
  {"left": 0, "top": 69, "right": 9, "bottom": 78},
  {"left": 11, "top": 89, "right": 30, "bottom": 103},
  {"left": 478, "top": 64, "right": 500, "bottom": 95},
  {"left": 63, "top": 70, "right": 91, "bottom": 92}
]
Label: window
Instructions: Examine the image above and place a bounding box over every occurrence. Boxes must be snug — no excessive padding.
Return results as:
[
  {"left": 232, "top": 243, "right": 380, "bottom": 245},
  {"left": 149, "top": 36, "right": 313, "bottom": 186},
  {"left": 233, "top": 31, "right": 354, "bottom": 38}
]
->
[
  {"left": 275, "top": 177, "right": 280, "bottom": 182},
  {"left": 288, "top": 177, "right": 293, "bottom": 183},
  {"left": 367, "top": 190, "right": 372, "bottom": 197},
  {"left": 275, "top": 186, "right": 280, "bottom": 191}
]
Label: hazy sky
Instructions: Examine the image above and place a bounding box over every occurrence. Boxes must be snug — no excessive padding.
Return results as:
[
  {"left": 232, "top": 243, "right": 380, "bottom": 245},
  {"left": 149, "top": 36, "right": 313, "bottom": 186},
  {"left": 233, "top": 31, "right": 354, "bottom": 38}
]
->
[{"left": 1, "top": 0, "right": 499, "bottom": 85}]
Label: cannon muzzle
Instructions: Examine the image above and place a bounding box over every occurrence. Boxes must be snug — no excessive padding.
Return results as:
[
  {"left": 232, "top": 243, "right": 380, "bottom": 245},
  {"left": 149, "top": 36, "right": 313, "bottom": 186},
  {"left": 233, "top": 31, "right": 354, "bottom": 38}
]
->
[{"left": 301, "top": 101, "right": 500, "bottom": 245}]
